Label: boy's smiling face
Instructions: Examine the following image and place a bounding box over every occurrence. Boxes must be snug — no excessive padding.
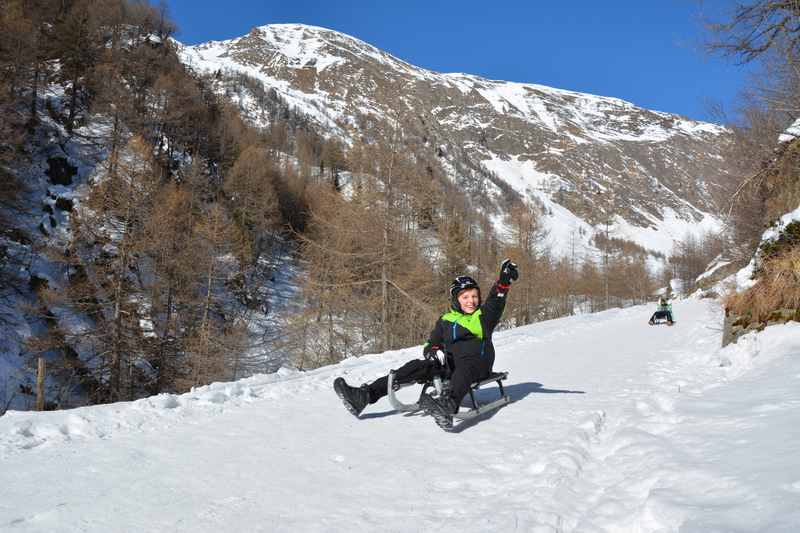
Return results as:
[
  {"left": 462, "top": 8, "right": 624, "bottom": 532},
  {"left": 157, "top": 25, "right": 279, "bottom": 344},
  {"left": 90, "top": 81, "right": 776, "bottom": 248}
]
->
[{"left": 457, "top": 288, "right": 480, "bottom": 314}]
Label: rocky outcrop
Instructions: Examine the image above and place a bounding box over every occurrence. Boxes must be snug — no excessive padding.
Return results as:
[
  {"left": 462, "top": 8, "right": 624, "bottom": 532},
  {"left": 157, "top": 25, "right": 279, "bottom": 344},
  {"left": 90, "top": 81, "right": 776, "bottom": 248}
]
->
[
  {"left": 723, "top": 307, "right": 799, "bottom": 346},
  {"left": 45, "top": 156, "right": 77, "bottom": 186}
]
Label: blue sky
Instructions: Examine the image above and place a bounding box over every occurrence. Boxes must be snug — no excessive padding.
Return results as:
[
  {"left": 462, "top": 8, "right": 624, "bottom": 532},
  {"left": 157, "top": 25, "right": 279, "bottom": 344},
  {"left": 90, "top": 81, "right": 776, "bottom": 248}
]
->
[{"left": 166, "top": 1, "right": 753, "bottom": 123}]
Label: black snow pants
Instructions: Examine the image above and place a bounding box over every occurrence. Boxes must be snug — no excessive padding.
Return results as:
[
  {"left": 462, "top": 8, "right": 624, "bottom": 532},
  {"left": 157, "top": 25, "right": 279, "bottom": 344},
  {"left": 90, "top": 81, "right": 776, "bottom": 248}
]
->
[
  {"left": 366, "top": 358, "right": 443, "bottom": 403},
  {"left": 650, "top": 310, "right": 673, "bottom": 322},
  {"left": 447, "top": 353, "right": 494, "bottom": 407},
  {"left": 366, "top": 353, "right": 494, "bottom": 407}
]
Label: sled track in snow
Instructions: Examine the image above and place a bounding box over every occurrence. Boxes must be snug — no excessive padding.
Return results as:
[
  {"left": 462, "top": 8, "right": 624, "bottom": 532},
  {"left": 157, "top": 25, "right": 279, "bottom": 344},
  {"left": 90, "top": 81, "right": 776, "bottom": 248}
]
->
[{"left": 559, "top": 301, "right": 727, "bottom": 531}]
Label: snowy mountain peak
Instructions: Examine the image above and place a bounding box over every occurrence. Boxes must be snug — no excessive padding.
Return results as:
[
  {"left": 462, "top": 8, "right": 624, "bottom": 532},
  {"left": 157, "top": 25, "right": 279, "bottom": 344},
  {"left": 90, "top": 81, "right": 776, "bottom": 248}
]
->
[
  {"left": 179, "top": 25, "right": 734, "bottom": 258},
  {"left": 191, "top": 23, "right": 418, "bottom": 76}
]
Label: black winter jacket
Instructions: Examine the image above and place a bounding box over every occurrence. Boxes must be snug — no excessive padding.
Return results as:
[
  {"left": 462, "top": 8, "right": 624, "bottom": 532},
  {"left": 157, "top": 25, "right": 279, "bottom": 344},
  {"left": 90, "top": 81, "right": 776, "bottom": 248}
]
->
[{"left": 425, "top": 282, "right": 509, "bottom": 364}]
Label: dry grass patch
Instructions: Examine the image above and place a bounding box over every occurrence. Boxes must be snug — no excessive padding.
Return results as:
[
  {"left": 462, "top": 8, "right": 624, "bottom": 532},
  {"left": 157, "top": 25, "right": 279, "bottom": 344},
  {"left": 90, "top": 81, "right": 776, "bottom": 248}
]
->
[{"left": 725, "top": 247, "right": 800, "bottom": 324}]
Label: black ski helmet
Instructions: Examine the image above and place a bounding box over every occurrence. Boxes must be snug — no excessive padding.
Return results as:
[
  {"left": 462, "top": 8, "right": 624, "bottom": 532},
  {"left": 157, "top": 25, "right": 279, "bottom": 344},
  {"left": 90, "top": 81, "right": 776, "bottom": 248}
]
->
[{"left": 449, "top": 275, "right": 481, "bottom": 312}]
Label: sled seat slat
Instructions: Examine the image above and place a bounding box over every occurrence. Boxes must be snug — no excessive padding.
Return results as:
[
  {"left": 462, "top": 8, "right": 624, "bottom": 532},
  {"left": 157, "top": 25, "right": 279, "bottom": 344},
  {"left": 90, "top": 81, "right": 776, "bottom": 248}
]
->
[{"left": 472, "top": 371, "right": 507, "bottom": 389}]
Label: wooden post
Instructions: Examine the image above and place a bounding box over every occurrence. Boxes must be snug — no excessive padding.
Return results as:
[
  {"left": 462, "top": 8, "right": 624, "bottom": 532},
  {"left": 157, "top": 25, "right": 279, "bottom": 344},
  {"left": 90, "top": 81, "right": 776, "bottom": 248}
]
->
[{"left": 36, "top": 357, "right": 45, "bottom": 411}]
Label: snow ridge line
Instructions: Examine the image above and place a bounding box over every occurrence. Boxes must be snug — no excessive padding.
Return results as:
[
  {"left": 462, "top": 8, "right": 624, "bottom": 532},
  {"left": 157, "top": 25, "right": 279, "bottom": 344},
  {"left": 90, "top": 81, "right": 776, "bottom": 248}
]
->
[
  {"left": 0, "top": 375, "right": 290, "bottom": 456},
  {"left": 0, "top": 349, "right": 417, "bottom": 456},
  {"left": 530, "top": 410, "right": 608, "bottom": 531}
]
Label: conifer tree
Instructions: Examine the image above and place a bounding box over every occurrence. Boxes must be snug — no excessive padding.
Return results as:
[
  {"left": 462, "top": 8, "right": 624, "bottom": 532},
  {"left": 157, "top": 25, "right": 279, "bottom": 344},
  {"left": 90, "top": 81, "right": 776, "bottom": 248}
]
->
[
  {"left": 138, "top": 181, "right": 198, "bottom": 392},
  {"left": 180, "top": 204, "right": 250, "bottom": 388},
  {"left": 504, "top": 201, "right": 549, "bottom": 324},
  {"left": 223, "top": 144, "right": 280, "bottom": 264},
  {"left": 51, "top": 0, "right": 102, "bottom": 132}
]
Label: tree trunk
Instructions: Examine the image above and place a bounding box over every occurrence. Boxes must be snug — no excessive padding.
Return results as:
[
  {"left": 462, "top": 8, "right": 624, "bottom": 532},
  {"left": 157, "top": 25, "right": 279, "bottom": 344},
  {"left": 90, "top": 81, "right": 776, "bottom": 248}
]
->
[
  {"left": 156, "top": 283, "right": 173, "bottom": 392},
  {"left": 111, "top": 253, "right": 124, "bottom": 401},
  {"left": 67, "top": 68, "right": 79, "bottom": 132},
  {"left": 381, "top": 230, "right": 388, "bottom": 352},
  {"left": 29, "top": 63, "right": 39, "bottom": 124},
  {"left": 197, "top": 250, "right": 215, "bottom": 385},
  {"left": 36, "top": 357, "right": 45, "bottom": 411}
]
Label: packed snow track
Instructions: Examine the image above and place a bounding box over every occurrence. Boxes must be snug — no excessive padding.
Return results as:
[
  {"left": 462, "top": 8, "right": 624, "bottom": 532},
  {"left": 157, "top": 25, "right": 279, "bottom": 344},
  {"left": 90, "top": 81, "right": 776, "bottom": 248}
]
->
[{"left": 2, "top": 298, "right": 799, "bottom": 532}]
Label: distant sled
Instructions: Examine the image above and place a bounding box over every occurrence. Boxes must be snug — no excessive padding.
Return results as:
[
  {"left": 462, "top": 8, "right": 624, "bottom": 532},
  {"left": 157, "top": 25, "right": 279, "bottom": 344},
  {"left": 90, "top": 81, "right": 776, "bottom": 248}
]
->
[
  {"left": 648, "top": 318, "right": 675, "bottom": 326},
  {"left": 387, "top": 369, "right": 511, "bottom": 423}
]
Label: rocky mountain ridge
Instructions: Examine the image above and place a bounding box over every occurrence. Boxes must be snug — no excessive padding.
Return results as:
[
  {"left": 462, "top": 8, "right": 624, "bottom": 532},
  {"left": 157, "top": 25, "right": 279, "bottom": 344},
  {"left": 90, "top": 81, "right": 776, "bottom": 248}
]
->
[{"left": 178, "top": 23, "right": 733, "bottom": 257}]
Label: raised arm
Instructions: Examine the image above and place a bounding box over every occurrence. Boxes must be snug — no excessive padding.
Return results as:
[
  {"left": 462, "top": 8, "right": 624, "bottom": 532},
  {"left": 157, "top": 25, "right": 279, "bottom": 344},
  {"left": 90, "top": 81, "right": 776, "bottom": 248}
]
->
[{"left": 481, "top": 259, "right": 518, "bottom": 334}]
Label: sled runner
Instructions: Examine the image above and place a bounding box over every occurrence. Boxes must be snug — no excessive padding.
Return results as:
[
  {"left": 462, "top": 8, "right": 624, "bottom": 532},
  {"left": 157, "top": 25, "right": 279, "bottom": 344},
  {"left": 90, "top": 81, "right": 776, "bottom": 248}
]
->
[
  {"left": 648, "top": 318, "right": 675, "bottom": 326},
  {"left": 386, "top": 368, "right": 511, "bottom": 421}
]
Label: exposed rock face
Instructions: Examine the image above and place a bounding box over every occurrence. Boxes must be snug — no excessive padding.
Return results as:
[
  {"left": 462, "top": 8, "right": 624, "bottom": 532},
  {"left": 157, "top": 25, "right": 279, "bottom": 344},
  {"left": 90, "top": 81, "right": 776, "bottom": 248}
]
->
[
  {"left": 722, "top": 308, "right": 799, "bottom": 347},
  {"left": 45, "top": 157, "right": 77, "bottom": 186},
  {"left": 179, "top": 24, "right": 734, "bottom": 257}
]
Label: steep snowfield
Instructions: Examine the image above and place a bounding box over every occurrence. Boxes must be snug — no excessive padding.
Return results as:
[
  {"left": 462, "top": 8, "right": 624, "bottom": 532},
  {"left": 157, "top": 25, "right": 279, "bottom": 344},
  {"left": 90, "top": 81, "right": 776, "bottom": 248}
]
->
[
  {"left": 481, "top": 154, "right": 722, "bottom": 258},
  {"left": 1, "top": 299, "right": 799, "bottom": 532}
]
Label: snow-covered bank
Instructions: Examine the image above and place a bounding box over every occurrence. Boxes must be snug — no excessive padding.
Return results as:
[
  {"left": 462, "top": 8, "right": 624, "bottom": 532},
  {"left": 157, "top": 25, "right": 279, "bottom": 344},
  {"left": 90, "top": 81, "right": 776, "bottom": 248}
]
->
[{"left": 1, "top": 299, "right": 798, "bottom": 531}]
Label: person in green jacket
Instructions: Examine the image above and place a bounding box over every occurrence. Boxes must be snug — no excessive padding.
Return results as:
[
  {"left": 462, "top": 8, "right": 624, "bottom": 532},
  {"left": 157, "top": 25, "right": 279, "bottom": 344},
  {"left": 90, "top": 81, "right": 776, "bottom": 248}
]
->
[
  {"left": 333, "top": 259, "right": 518, "bottom": 429},
  {"left": 649, "top": 296, "right": 674, "bottom": 325}
]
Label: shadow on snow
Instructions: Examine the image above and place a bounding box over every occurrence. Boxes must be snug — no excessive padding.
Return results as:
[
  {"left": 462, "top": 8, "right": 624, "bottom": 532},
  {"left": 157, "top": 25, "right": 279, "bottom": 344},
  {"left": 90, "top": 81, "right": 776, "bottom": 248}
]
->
[{"left": 360, "top": 381, "right": 585, "bottom": 432}]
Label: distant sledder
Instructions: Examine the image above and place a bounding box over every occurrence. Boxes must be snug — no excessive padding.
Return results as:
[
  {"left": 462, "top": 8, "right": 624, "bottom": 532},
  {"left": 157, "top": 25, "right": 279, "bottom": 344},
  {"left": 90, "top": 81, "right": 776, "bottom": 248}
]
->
[
  {"left": 333, "top": 259, "right": 518, "bottom": 431},
  {"left": 648, "top": 296, "right": 674, "bottom": 326}
]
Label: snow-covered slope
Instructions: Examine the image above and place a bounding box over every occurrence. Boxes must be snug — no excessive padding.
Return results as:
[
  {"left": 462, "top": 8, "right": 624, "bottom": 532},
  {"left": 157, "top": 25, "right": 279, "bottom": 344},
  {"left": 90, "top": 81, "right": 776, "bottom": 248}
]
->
[
  {"left": 178, "top": 24, "right": 732, "bottom": 259},
  {"left": 2, "top": 298, "right": 798, "bottom": 531}
]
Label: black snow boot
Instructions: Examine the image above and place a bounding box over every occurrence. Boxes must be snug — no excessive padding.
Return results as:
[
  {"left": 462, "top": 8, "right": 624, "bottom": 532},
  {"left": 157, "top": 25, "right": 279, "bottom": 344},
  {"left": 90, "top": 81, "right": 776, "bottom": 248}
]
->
[
  {"left": 333, "top": 377, "right": 371, "bottom": 418},
  {"left": 419, "top": 393, "right": 458, "bottom": 431}
]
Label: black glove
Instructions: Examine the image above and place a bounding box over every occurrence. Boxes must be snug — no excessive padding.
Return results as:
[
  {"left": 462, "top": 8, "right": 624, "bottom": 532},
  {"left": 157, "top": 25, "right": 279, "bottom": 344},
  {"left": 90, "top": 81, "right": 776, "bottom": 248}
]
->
[
  {"left": 499, "top": 259, "right": 519, "bottom": 285},
  {"left": 423, "top": 344, "right": 441, "bottom": 361}
]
